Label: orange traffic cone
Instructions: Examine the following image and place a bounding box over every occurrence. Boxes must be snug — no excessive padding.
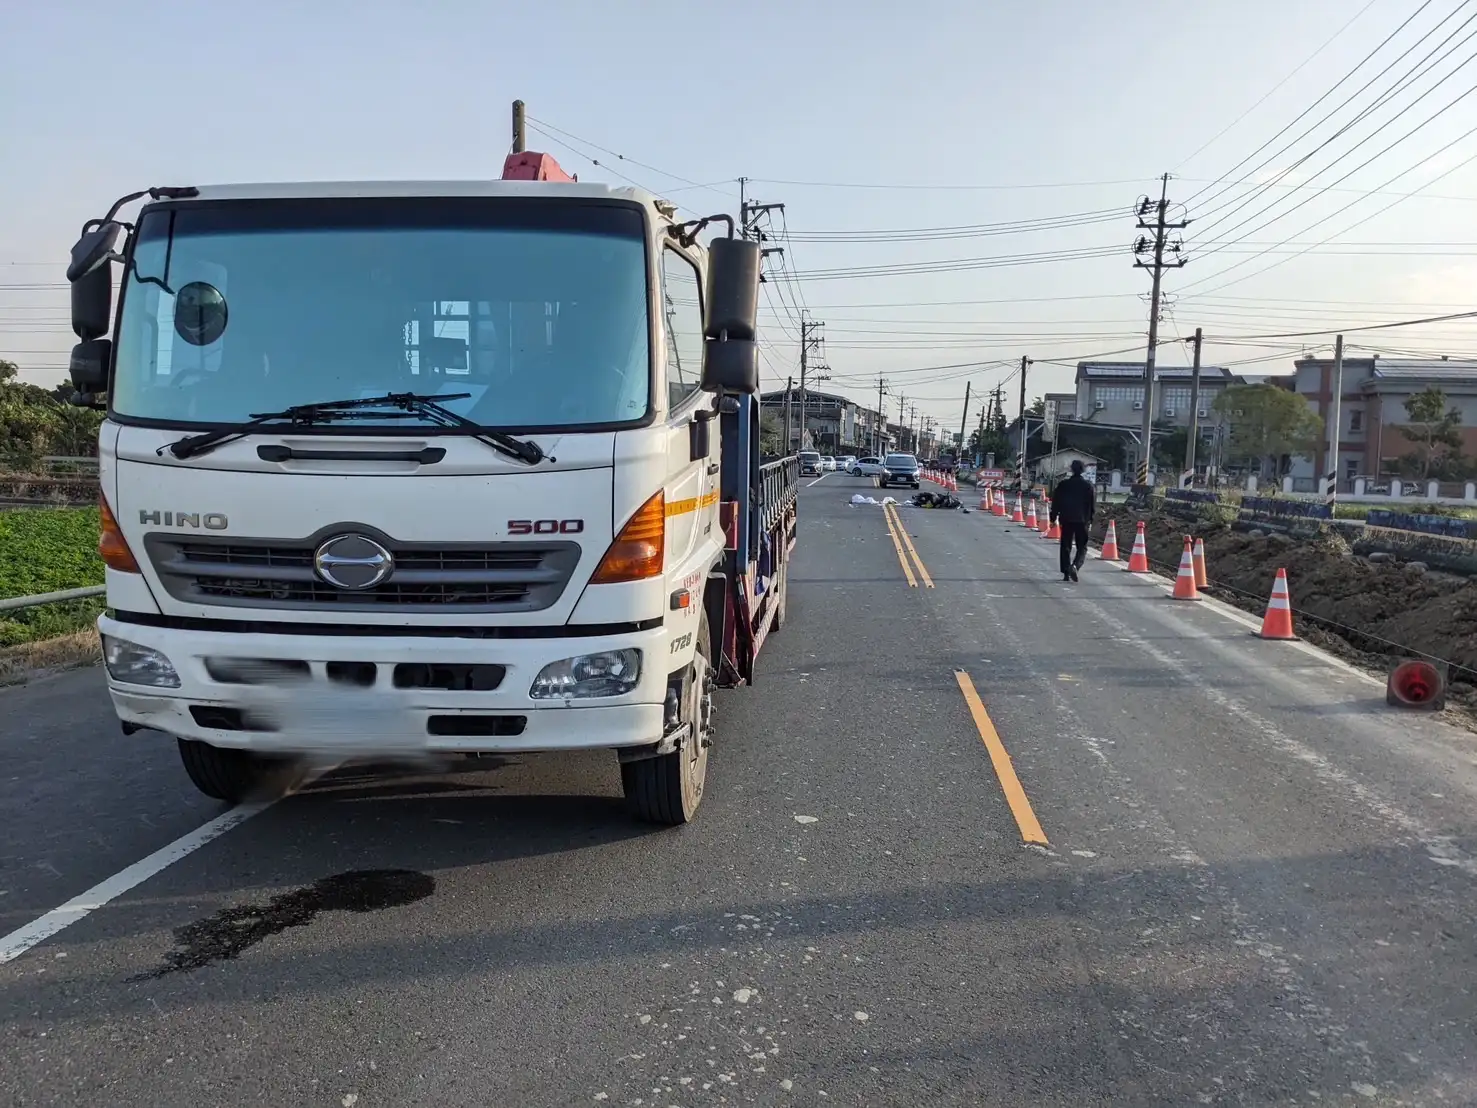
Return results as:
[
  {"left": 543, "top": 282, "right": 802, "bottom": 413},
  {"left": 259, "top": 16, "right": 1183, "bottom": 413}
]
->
[
  {"left": 1124, "top": 521, "right": 1150, "bottom": 572},
  {"left": 1012, "top": 496, "right": 1025, "bottom": 523},
  {"left": 1036, "top": 499, "right": 1050, "bottom": 533},
  {"left": 1170, "top": 537, "right": 1201, "bottom": 600},
  {"left": 1024, "top": 499, "right": 1038, "bottom": 530},
  {"left": 1101, "top": 520, "right": 1120, "bottom": 561},
  {"left": 1191, "top": 537, "right": 1208, "bottom": 589},
  {"left": 995, "top": 490, "right": 1007, "bottom": 517},
  {"left": 1258, "top": 569, "right": 1296, "bottom": 640},
  {"left": 1046, "top": 516, "right": 1061, "bottom": 540}
]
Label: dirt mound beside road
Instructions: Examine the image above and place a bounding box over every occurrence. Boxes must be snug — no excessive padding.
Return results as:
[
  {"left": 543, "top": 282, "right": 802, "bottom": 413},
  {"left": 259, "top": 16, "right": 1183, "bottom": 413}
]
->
[{"left": 1097, "top": 505, "right": 1477, "bottom": 687}]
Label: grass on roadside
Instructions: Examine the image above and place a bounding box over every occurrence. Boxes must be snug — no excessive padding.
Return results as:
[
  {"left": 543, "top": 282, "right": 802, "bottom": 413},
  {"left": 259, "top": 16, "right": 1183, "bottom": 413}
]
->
[{"left": 0, "top": 507, "right": 105, "bottom": 648}]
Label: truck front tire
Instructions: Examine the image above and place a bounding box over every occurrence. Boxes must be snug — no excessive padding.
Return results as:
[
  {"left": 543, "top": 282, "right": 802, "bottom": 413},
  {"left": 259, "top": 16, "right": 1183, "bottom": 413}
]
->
[
  {"left": 623, "top": 616, "right": 712, "bottom": 826},
  {"left": 177, "top": 738, "right": 306, "bottom": 804}
]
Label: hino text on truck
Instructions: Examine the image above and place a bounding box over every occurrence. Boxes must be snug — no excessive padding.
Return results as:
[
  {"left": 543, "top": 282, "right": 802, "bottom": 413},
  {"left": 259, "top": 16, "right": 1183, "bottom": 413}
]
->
[{"left": 63, "top": 103, "right": 798, "bottom": 825}]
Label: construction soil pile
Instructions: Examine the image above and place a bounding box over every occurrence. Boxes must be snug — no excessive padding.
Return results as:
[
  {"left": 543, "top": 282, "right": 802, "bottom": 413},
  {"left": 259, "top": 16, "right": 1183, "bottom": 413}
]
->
[{"left": 1097, "top": 503, "right": 1477, "bottom": 708}]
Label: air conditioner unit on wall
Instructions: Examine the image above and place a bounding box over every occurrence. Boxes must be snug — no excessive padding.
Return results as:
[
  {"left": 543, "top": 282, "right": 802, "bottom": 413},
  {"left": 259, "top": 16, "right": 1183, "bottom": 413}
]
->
[
  {"left": 1164, "top": 408, "right": 1175, "bottom": 418},
  {"left": 1094, "top": 400, "right": 1105, "bottom": 410},
  {"left": 1197, "top": 409, "right": 1209, "bottom": 419},
  {"left": 1132, "top": 401, "right": 1143, "bottom": 410}
]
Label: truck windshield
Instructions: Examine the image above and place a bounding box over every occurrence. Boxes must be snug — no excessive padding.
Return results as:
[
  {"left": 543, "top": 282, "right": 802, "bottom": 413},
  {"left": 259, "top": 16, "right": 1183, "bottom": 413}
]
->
[{"left": 111, "top": 197, "right": 651, "bottom": 430}]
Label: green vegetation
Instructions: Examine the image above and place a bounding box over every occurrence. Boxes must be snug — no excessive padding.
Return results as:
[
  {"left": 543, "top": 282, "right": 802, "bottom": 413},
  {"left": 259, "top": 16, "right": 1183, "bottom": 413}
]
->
[
  {"left": 1212, "top": 383, "right": 1323, "bottom": 480},
  {"left": 0, "top": 507, "right": 105, "bottom": 646},
  {"left": 0, "top": 359, "right": 105, "bottom": 470}
]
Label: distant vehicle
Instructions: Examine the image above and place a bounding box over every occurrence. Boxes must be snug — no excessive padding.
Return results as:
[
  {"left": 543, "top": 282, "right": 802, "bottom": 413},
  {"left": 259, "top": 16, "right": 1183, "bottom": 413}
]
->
[
  {"left": 879, "top": 453, "right": 922, "bottom": 489},
  {"left": 852, "top": 456, "right": 885, "bottom": 477},
  {"left": 821, "top": 456, "right": 836, "bottom": 472},
  {"left": 799, "top": 450, "right": 823, "bottom": 476},
  {"left": 839, "top": 455, "right": 858, "bottom": 472}
]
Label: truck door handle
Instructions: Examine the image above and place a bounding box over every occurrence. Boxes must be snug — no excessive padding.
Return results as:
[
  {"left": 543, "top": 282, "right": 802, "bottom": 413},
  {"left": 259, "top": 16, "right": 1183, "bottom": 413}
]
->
[
  {"left": 707, "top": 463, "right": 720, "bottom": 475},
  {"left": 257, "top": 445, "right": 446, "bottom": 464}
]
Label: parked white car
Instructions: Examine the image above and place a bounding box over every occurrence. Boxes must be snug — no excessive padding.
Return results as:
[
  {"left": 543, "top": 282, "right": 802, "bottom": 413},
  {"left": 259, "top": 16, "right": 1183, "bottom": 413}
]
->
[
  {"left": 821, "top": 456, "right": 837, "bottom": 472},
  {"left": 852, "top": 456, "right": 886, "bottom": 477},
  {"left": 839, "top": 455, "right": 858, "bottom": 472}
]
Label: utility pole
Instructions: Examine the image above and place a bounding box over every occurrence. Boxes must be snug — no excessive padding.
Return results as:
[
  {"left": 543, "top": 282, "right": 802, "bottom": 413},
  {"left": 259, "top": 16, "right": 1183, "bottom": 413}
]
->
[
  {"left": 797, "top": 314, "right": 824, "bottom": 451},
  {"left": 1016, "top": 355, "right": 1029, "bottom": 491},
  {"left": 875, "top": 377, "right": 888, "bottom": 456},
  {"left": 783, "top": 375, "right": 794, "bottom": 453},
  {"left": 1132, "top": 173, "right": 1189, "bottom": 487},
  {"left": 957, "top": 381, "right": 972, "bottom": 463},
  {"left": 1184, "top": 326, "right": 1203, "bottom": 486},
  {"left": 1325, "top": 334, "right": 1345, "bottom": 508},
  {"left": 896, "top": 393, "right": 907, "bottom": 452},
  {"left": 739, "top": 181, "right": 786, "bottom": 278},
  {"left": 512, "top": 100, "right": 526, "bottom": 153},
  {"left": 909, "top": 405, "right": 919, "bottom": 454}
]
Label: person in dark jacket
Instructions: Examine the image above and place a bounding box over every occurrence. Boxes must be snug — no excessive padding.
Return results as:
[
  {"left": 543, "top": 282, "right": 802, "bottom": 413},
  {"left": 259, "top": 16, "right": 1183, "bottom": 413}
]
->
[{"left": 1049, "top": 459, "right": 1096, "bottom": 582}]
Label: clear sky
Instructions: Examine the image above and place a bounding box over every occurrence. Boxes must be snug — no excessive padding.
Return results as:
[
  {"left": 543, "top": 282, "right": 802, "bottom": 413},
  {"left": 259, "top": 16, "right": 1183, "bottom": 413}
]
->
[{"left": 3, "top": 0, "right": 1475, "bottom": 435}]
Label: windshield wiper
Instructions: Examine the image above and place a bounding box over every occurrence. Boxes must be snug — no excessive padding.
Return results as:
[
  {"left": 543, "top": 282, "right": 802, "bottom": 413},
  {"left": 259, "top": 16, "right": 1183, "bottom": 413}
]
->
[{"left": 162, "top": 392, "right": 551, "bottom": 464}]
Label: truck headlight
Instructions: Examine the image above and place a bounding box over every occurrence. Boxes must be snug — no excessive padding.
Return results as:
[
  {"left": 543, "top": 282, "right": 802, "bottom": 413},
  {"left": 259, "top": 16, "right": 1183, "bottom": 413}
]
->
[
  {"left": 529, "top": 649, "right": 642, "bottom": 700},
  {"left": 102, "top": 635, "right": 181, "bottom": 688}
]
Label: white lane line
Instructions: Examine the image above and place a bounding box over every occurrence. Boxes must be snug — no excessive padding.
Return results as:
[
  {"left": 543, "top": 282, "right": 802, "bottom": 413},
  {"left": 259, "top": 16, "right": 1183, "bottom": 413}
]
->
[
  {"left": 805, "top": 472, "right": 830, "bottom": 487},
  {"left": 0, "top": 801, "right": 272, "bottom": 965}
]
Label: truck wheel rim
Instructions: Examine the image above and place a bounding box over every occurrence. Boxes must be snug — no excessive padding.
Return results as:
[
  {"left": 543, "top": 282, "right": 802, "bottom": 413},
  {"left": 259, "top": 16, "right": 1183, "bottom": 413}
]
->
[{"left": 687, "top": 649, "right": 711, "bottom": 798}]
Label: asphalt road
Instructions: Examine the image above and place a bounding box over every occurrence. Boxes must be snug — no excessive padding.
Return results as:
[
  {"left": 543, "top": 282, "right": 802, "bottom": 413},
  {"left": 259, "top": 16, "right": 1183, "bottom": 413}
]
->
[{"left": 2, "top": 473, "right": 1475, "bottom": 1107}]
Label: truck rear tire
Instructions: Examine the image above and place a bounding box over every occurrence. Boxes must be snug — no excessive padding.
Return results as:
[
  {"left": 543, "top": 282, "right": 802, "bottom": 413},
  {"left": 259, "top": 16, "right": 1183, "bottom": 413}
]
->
[
  {"left": 177, "top": 738, "right": 305, "bottom": 804},
  {"left": 622, "top": 616, "right": 712, "bottom": 826}
]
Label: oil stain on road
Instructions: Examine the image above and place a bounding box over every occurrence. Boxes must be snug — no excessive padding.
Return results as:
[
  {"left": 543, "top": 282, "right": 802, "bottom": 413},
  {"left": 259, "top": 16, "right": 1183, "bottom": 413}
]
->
[{"left": 130, "top": 869, "right": 435, "bottom": 980}]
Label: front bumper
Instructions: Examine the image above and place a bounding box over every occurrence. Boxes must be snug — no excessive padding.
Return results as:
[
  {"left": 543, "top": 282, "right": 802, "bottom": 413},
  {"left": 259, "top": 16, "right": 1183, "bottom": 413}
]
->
[{"left": 98, "top": 615, "right": 667, "bottom": 756}]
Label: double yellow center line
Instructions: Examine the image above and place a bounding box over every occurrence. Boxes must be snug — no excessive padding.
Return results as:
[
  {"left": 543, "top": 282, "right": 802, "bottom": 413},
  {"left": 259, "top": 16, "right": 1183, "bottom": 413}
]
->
[{"left": 883, "top": 502, "right": 934, "bottom": 588}]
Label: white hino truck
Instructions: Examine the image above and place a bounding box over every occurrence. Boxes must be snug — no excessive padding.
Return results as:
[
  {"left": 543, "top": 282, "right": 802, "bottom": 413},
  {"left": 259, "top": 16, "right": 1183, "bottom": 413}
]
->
[{"left": 63, "top": 139, "right": 797, "bottom": 825}]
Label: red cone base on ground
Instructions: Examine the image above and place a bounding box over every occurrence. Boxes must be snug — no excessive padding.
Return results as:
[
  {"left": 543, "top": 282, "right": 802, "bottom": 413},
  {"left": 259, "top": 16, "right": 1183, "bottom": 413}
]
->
[{"left": 1386, "top": 659, "right": 1446, "bottom": 710}]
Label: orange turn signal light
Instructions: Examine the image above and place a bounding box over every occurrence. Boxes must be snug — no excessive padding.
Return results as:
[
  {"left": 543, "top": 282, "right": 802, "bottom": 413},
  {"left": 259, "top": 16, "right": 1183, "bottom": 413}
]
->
[
  {"left": 591, "top": 491, "right": 665, "bottom": 584},
  {"left": 98, "top": 492, "right": 140, "bottom": 574}
]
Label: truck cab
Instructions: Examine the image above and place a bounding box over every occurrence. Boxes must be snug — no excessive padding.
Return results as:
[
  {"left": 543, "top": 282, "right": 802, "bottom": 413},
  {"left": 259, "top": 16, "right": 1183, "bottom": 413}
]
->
[{"left": 63, "top": 160, "right": 793, "bottom": 825}]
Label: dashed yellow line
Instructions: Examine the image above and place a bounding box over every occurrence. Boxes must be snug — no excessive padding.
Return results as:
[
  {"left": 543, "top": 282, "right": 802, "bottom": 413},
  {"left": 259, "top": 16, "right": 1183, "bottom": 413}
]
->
[
  {"left": 953, "top": 669, "right": 1048, "bottom": 846},
  {"left": 883, "top": 501, "right": 918, "bottom": 587},
  {"left": 886, "top": 502, "right": 935, "bottom": 588}
]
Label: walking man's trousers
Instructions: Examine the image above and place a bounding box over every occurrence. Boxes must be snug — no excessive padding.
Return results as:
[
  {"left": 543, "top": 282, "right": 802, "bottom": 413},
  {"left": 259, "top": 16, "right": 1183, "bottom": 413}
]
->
[{"left": 1059, "top": 522, "right": 1090, "bottom": 576}]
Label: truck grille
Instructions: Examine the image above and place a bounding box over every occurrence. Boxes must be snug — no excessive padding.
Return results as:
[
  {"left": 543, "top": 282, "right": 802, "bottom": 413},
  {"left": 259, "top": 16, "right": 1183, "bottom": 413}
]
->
[{"left": 143, "top": 532, "right": 581, "bottom": 614}]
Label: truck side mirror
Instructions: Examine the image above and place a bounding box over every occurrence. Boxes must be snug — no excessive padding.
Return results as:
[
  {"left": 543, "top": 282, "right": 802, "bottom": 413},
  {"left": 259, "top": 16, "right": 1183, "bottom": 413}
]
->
[
  {"left": 701, "top": 236, "right": 761, "bottom": 394},
  {"left": 701, "top": 338, "right": 759, "bottom": 395},
  {"left": 703, "top": 237, "right": 760, "bottom": 342},
  {"left": 67, "top": 221, "right": 123, "bottom": 341},
  {"left": 69, "top": 338, "right": 111, "bottom": 405}
]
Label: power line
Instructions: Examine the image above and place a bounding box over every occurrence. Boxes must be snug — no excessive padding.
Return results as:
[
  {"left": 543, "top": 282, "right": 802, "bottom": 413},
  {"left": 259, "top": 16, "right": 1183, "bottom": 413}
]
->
[
  {"left": 1176, "top": 123, "right": 1477, "bottom": 297},
  {"left": 739, "top": 176, "right": 1146, "bottom": 192},
  {"left": 779, "top": 208, "right": 1125, "bottom": 243},
  {"left": 1181, "top": 0, "right": 1442, "bottom": 208},
  {"left": 1187, "top": 2, "right": 1477, "bottom": 237},
  {"left": 1185, "top": 37, "right": 1477, "bottom": 261},
  {"left": 1174, "top": 0, "right": 1385, "bottom": 171}
]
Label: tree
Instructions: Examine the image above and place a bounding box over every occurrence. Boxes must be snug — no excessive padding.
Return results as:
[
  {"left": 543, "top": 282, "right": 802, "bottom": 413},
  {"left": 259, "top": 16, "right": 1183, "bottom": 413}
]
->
[
  {"left": 1027, "top": 396, "right": 1046, "bottom": 417},
  {"left": 0, "top": 357, "right": 104, "bottom": 468},
  {"left": 1399, "top": 386, "right": 1463, "bottom": 480},
  {"left": 1212, "top": 383, "right": 1322, "bottom": 480},
  {"left": 967, "top": 425, "right": 1011, "bottom": 464},
  {"left": 1150, "top": 420, "right": 1188, "bottom": 470},
  {"left": 759, "top": 410, "right": 784, "bottom": 456}
]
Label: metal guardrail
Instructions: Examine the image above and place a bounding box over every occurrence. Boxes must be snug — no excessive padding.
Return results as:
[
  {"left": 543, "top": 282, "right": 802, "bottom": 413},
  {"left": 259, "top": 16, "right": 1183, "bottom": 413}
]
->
[{"left": 0, "top": 585, "right": 106, "bottom": 613}]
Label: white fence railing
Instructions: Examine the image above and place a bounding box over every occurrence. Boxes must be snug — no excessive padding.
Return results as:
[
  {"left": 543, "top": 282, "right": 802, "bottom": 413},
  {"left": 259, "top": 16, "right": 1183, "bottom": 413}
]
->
[{"left": 0, "top": 585, "right": 105, "bottom": 613}]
